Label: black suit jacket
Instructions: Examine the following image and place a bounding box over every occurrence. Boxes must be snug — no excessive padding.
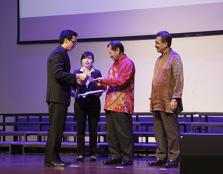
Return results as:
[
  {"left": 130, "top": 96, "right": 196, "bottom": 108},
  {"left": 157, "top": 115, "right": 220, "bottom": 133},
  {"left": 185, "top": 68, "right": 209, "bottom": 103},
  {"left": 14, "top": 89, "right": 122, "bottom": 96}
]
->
[{"left": 46, "top": 45, "right": 76, "bottom": 105}]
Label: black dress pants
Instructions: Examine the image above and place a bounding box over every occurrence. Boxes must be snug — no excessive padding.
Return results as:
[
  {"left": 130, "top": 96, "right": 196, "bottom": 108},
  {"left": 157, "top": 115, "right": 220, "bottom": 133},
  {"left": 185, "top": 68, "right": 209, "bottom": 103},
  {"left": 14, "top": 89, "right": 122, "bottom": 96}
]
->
[
  {"left": 106, "top": 111, "right": 133, "bottom": 160},
  {"left": 74, "top": 101, "right": 100, "bottom": 156},
  {"left": 153, "top": 111, "right": 181, "bottom": 161},
  {"left": 45, "top": 102, "right": 67, "bottom": 162}
]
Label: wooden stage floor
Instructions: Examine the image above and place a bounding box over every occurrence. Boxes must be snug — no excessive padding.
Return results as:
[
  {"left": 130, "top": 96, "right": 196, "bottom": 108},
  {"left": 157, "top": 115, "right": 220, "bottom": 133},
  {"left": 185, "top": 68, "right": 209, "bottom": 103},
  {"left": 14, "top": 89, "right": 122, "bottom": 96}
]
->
[{"left": 0, "top": 154, "right": 179, "bottom": 174}]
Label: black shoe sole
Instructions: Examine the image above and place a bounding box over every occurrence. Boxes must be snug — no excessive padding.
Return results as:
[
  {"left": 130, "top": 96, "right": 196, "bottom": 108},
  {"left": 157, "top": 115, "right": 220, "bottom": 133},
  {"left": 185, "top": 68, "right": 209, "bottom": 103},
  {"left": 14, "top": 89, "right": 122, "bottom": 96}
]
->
[
  {"left": 103, "top": 161, "right": 122, "bottom": 165},
  {"left": 121, "top": 162, "right": 133, "bottom": 166},
  {"left": 45, "top": 163, "right": 65, "bottom": 167}
]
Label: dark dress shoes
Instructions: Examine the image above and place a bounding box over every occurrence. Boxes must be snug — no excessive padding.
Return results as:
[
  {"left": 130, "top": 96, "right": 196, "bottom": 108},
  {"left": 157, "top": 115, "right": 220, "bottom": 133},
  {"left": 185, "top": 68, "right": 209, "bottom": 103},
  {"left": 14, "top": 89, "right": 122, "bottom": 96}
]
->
[
  {"left": 45, "top": 161, "right": 66, "bottom": 167},
  {"left": 90, "top": 155, "right": 97, "bottom": 161},
  {"left": 164, "top": 160, "right": 179, "bottom": 168},
  {"left": 121, "top": 159, "right": 133, "bottom": 166},
  {"left": 103, "top": 158, "right": 122, "bottom": 165},
  {"left": 76, "top": 155, "right": 84, "bottom": 162},
  {"left": 148, "top": 159, "right": 166, "bottom": 166}
]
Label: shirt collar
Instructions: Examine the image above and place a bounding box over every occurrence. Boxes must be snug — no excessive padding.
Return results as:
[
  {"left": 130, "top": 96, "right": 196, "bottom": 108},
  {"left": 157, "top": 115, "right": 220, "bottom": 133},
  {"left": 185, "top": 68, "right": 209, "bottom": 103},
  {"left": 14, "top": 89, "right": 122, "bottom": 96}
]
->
[
  {"left": 162, "top": 47, "right": 171, "bottom": 57},
  {"left": 80, "top": 67, "right": 95, "bottom": 73},
  {"left": 58, "top": 45, "right": 67, "bottom": 53},
  {"left": 114, "top": 54, "right": 125, "bottom": 65}
]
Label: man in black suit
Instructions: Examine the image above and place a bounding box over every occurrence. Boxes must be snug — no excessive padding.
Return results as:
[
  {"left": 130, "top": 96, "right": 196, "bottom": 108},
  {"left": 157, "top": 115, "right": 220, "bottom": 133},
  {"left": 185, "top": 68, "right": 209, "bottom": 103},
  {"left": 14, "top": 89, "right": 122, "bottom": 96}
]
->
[{"left": 45, "top": 30, "right": 87, "bottom": 167}]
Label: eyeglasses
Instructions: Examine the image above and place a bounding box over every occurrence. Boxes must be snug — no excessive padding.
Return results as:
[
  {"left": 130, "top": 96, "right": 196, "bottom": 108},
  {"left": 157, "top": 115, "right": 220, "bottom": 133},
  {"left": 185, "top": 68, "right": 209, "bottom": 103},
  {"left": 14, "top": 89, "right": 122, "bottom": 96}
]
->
[{"left": 70, "top": 39, "right": 77, "bottom": 44}]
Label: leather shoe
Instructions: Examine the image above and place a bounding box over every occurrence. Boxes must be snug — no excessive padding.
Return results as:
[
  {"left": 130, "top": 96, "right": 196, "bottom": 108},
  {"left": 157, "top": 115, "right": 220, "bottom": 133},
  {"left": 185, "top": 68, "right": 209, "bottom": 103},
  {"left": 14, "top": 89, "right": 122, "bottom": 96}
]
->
[
  {"left": 45, "top": 161, "right": 66, "bottom": 167},
  {"left": 148, "top": 159, "right": 166, "bottom": 166},
  {"left": 76, "top": 155, "right": 84, "bottom": 162},
  {"left": 103, "top": 158, "right": 122, "bottom": 165},
  {"left": 164, "top": 160, "right": 178, "bottom": 168},
  {"left": 90, "top": 155, "right": 97, "bottom": 161},
  {"left": 121, "top": 159, "right": 133, "bottom": 166}
]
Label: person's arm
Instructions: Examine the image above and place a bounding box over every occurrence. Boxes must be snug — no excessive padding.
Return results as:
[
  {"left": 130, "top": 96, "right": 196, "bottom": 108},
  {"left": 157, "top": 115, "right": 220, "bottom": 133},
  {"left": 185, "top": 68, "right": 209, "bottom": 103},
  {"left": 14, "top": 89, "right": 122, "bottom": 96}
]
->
[
  {"left": 101, "top": 61, "right": 135, "bottom": 88},
  {"left": 170, "top": 56, "right": 184, "bottom": 111},
  {"left": 172, "top": 56, "right": 184, "bottom": 99},
  {"left": 93, "top": 70, "right": 105, "bottom": 96},
  {"left": 50, "top": 53, "right": 88, "bottom": 88},
  {"left": 49, "top": 52, "right": 76, "bottom": 86}
]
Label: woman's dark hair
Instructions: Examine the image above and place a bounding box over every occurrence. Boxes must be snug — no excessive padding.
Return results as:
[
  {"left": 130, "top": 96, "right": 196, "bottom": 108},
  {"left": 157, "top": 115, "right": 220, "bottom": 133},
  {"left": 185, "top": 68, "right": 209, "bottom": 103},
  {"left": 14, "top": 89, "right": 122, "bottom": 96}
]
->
[
  {"left": 156, "top": 31, "right": 172, "bottom": 47},
  {"left": 81, "top": 51, "right": 94, "bottom": 62},
  {"left": 107, "top": 40, "right": 124, "bottom": 53},
  {"left": 59, "top": 30, "right": 78, "bottom": 44}
]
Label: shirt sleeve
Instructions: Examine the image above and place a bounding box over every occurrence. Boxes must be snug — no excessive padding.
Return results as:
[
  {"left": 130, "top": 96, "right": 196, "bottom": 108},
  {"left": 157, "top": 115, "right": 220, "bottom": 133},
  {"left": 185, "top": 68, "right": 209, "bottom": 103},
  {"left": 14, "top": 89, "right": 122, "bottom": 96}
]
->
[
  {"left": 172, "top": 56, "right": 184, "bottom": 98},
  {"left": 102, "top": 60, "right": 135, "bottom": 88},
  {"left": 49, "top": 52, "right": 76, "bottom": 86}
]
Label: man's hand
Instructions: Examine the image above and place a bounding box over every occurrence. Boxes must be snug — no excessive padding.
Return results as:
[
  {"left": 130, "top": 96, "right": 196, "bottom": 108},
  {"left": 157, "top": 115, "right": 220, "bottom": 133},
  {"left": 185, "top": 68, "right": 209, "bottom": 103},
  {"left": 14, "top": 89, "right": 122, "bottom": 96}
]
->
[
  {"left": 94, "top": 77, "right": 107, "bottom": 90},
  {"left": 76, "top": 73, "right": 88, "bottom": 82},
  {"left": 94, "top": 77, "right": 102, "bottom": 83},
  {"left": 170, "top": 99, "right": 178, "bottom": 111},
  {"left": 71, "top": 90, "right": 77, "bottom": 97},
  {"left": 76, "top": 78, "right": 83, "bottom": 85}
]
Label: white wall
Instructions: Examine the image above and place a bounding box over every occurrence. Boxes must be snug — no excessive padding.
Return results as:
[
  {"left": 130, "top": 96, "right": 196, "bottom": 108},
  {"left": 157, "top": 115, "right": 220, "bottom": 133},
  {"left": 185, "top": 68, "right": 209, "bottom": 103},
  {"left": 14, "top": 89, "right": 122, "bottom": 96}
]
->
[{"left": 0, "top": 1, "right": 223, "bottom": 113}]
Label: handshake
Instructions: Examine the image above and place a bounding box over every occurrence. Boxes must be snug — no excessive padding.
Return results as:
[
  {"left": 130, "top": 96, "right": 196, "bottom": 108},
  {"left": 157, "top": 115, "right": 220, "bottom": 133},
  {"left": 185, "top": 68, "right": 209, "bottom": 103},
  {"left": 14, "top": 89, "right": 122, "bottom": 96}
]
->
[
  {"left": 76, "top": 73, "right": 88, "bottom": 81},
  {"left": 75, "top": 73, "right": 103, "bottom": 86},
  {"left": 75, "top": 73, "right": 89, "bottom": 85}
]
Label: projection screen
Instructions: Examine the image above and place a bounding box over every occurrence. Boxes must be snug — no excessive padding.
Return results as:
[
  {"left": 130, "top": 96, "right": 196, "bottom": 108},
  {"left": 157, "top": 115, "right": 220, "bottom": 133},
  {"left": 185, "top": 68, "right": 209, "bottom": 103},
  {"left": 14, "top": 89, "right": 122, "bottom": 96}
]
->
[{"left": 18, "top": 0, "right": 223, "bottom": 42}]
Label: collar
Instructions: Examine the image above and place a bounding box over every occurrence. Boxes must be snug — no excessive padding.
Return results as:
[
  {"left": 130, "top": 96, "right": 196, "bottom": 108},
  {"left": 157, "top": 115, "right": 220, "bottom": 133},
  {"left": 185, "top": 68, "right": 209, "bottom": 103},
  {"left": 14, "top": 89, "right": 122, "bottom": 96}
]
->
[
  {"left": 114, "top": 54, "right": 126, "bottom": 65},
  {"left": 161, "top": 48, "right": 171, "bottom": 57},
  {"left": 58, "top": 45, "right": 67, "bottom": 52},
  {"left": 80, "top": 67, "right": 95, "bottom": 73}
]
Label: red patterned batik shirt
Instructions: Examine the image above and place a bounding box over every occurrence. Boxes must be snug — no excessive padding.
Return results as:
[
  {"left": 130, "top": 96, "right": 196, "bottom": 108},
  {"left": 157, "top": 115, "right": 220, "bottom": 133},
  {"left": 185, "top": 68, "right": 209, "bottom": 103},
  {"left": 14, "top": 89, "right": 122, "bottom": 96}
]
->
[{"left": 101, "top": 55, "right": 135, "bottom": 114}]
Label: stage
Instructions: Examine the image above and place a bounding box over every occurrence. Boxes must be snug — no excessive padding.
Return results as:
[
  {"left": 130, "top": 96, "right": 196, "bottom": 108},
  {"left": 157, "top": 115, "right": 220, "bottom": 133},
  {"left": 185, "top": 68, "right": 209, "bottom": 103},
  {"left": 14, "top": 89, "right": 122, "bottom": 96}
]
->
[{"left": 0, "top": 154, "right": 179, "bottom": 174}]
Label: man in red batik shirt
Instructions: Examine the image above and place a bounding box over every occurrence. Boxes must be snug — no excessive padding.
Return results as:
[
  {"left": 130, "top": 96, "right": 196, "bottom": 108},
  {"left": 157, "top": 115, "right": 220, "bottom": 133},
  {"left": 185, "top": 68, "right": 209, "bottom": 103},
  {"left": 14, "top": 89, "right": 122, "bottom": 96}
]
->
[{"left": 95, "top": 40, "right": 135, "bottom": 166}]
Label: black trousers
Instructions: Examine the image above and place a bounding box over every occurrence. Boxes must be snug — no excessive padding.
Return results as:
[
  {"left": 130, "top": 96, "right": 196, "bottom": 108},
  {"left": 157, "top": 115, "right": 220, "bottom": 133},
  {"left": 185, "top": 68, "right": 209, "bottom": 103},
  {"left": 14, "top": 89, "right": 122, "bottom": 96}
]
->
[
  {"left": 45, "top": 102, "right": 68, "bottom": 162},
  {"left": 74, "top": 101, "right": 100, "bottom": 156},
  {"left": 106, "top": 111, "right": 133, "bottom": 160},
  {"left": 153, "top": 111, "right": 181, "bottom": 161}
]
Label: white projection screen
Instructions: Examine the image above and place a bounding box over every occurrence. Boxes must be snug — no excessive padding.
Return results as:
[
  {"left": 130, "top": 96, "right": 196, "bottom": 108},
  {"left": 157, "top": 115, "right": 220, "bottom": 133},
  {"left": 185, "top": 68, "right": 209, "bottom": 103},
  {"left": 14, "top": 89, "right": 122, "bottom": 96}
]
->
[{"left": 18, "top": 0, "right": 223, "bottom": 43}]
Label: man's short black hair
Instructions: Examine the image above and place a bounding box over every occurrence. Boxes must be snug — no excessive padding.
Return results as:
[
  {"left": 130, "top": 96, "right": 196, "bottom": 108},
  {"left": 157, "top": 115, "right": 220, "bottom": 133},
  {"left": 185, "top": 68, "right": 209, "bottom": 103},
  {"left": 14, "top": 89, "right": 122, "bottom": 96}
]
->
[
  {"left": 107, "top": 40, "right": 124, "bottom": 53},
  {"left": 156, "top": 31, "right": 172, "bottom": 47},
  {"left": 59, "top": 30, "right": 78, "bottom": 44}
]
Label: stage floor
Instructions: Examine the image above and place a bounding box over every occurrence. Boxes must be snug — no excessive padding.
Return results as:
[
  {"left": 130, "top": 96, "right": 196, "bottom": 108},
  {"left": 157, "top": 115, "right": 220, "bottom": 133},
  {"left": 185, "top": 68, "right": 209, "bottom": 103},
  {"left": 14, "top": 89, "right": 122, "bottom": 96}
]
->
[{"left": 0, "top": 154, "right": 179, "bottom": 174}]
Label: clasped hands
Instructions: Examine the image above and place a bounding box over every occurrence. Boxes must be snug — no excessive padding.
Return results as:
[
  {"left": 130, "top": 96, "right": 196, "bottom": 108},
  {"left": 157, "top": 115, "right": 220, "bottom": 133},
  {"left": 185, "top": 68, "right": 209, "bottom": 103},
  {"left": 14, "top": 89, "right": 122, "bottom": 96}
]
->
[
  {"left": 76, "top": 73, "right": 99, "bottom": 85},
  {"left": 75, "top": 74, "right": 103, "bottom": 86},
  {"left": 76, "top": 73, "right": 89, "bottom": 85}
]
